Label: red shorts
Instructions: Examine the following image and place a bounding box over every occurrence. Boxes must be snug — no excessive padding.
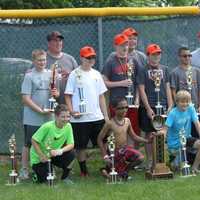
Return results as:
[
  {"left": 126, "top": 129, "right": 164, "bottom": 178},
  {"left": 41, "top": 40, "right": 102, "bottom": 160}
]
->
[
  {"left": 114, "top": 145, "right": 144, "bottom": 177},
  {"left": 109, "top": 105, "right": 140, "bottom": 135}
]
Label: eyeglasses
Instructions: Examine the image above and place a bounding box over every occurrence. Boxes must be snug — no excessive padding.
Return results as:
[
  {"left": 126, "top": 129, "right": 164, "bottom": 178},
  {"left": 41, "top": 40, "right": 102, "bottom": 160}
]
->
[
  {"left": 180, "top": 54, "right": 192, "bottom": 58},
  {"left": 85, "top": 56, "right": 96, "bottom": 60},
  {"left": 116, "top": 106, "right": 128, "bottom": 110}
]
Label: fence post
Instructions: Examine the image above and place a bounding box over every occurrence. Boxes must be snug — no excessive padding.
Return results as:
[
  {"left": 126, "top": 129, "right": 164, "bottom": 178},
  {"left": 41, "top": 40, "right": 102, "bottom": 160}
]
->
[{"left": 97, "top": 17, "right": 103, "bottom": 72}]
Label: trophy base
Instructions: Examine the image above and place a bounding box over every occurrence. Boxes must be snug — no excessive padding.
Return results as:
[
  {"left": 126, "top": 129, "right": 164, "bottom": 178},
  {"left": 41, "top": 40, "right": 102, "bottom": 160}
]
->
[{"left": 145, "top": 164, "right": 173, "bottom": 180}]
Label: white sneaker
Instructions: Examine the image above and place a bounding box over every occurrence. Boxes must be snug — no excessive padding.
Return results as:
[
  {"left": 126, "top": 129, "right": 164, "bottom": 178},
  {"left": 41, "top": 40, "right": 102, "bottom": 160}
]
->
[{"left": 19, "top": 168, "right": 29, "bottom": 180}]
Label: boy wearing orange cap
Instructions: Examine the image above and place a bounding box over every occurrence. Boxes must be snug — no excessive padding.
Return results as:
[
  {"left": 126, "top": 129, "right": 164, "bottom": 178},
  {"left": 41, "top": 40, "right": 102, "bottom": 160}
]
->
[
  {"left": 137, "top": 44, "right": 173, "bottom": 170},
  {"left": 65, "top": 46, "right": 108, "bottom": 177}
]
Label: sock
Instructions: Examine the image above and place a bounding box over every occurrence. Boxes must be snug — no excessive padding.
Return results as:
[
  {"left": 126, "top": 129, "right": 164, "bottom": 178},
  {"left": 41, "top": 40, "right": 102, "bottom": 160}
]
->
[{"left": 79, "top": 161, "right": 88, "bottom": 174}]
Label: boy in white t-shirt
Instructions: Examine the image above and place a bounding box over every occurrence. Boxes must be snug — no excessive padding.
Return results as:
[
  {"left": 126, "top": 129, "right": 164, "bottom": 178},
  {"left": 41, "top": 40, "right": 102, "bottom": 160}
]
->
[{"left": 65, "top": 46, "right": 109, "bottom": 177}]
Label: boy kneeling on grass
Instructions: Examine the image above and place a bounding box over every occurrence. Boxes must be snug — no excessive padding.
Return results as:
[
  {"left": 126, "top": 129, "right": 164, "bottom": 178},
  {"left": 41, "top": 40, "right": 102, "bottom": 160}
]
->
[
  {"left": 30, "top": 104, "right": 75, "bottom": 184},
  {"left": 162, "top": 90, "right": 200, "bottom": 174},
  {"left": 97, "top": 97, "right": 152, "bottom": 180}
]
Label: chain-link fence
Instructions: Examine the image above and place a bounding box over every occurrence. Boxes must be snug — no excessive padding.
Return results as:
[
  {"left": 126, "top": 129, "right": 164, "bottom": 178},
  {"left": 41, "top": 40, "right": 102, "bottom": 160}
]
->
[{"left": 0, "top": 15, "right": 200, "bottom": 153}]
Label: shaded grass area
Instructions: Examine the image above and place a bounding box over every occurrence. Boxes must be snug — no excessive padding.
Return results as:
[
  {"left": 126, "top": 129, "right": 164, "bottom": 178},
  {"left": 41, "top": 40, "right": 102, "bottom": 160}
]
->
[{"left": 0, "top": 150, "right": 200, "bottom": 200}]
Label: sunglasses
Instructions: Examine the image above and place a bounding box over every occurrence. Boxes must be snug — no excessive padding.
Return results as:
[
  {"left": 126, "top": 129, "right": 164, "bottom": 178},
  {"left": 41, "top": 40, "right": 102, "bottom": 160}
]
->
[
  {"left": 116, "top": 106, "right": 128, "bottom": 110},
  {"left": 85, "top": 56, "right": 96, "bottom": 60},
  {"left": 180, "top": 54, "right": 192, "bottom": 58}
]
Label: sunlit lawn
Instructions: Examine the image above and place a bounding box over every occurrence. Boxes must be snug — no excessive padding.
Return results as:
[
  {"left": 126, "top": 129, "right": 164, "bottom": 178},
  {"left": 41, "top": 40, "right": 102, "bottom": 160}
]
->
[{"left": 0, "top": 150, "right": 200, "bottom": 200}]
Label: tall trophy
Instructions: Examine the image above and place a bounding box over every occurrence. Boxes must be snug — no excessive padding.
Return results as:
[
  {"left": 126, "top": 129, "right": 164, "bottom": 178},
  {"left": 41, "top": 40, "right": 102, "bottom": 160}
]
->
[
  {"left": 146, "top": 70, "right": 173, "bottom": 179},
  {"left": 7, "top": 134, "right": 19, "bottom": 185},
  {"left": 75, "top": 68, "right": 87, "bottom": 114},
  {"left": 48, "top": 62, "right": 58, "bottom": 112},
  {"left": 125, "top": 59, "right": 134, "bottom": 107},
  {"left": 107, "top": 132, "right": 118, "bottom": 184},
  {"left": 179, "top": 128, "right": 193, "bottom": 177},
  {"left": 46, "top": 138, "right": 55, "bottom": 187}
]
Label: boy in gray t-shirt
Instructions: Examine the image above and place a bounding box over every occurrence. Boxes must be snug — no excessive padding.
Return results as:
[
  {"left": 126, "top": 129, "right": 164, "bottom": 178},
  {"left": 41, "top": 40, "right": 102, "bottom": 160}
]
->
[
  {"left": 170, "top": 47, "right": 200, "bottom": 112},
  {"left": 20, "top": 49, "right": 59, "bottom": 180}
]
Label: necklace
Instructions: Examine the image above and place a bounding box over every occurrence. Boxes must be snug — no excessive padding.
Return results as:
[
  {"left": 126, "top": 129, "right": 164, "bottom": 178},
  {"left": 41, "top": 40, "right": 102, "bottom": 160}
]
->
[
  {"left": 116, "top": 55, "right": 128, "bottom": 74},
  {"left": 113, "top": 117, "right": 125, "bottom": 126}
]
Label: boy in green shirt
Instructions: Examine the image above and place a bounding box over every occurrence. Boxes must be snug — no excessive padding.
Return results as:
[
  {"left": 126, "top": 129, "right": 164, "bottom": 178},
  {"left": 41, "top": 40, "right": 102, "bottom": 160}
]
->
[{"left": 30, "top": 104, "right": 75, "bottom": 183}]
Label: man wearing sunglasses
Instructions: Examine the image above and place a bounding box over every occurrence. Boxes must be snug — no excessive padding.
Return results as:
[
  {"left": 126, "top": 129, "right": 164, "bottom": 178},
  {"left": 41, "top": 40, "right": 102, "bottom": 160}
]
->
[
  {"left": 65, "top": 46, "right": 108, "bottom": 177},
  {"left": 170, "top": 46, "right": 200, "bottom": 113}
]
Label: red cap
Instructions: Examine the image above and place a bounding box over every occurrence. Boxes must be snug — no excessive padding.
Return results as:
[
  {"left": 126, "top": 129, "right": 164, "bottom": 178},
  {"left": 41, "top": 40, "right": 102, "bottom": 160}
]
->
[
  {"left": 146, "top": 44, "right": 162, "bottom": 55},
  {"left": 122, "top": 27, "right": 138, "bottom": 37},
  {"left": 80, "top": 46, "right": 96, "bottom": 58},
  {"left": 114, "top": 34, "right": 129, "bottom": 46}
]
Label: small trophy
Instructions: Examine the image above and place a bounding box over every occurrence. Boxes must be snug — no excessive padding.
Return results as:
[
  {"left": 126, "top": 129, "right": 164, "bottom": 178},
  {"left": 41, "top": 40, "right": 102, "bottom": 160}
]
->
[
  {"left": 179, "top": 128, "right": 193, "bottom": 177},
  {"left": 46, "top": 138, "right": 55, "bottom": 187},
  {"left": 7, "top": 134, "right": 19, "bottom": 185},
  {"left": 125, "top": 59, "right": 134, "bottom": 107},
  {"left": 76, "top": 68, "right": 87, "bottom": 114},
  {"left": 107, "top": 132, "right": 118, "bottom": 184},
  {"left": 186, "top": 67, "right": 193, "bottom": 93},
  {"left": 48, "top": 62, "right": 58, "bottom": 112}
]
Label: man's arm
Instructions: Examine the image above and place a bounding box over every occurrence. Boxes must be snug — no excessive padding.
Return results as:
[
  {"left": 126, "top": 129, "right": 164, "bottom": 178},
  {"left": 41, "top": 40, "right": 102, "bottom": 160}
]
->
[
  {"left": 103, "top": 75, "right": 132, "bottom": 88},
  {"left": 99, "top": 94, "right": 109, "bottom": 121},
  {"left": 31, "top": 138, "right": 48, "bottom": 163},
  {"left": 127, "top": 120, "right": 149, "bottom": 143},
  {"left": 97, "top": 121, "right": 111, "bottom": 158},
  {"left": 22, "top": 95, "right": 50, "bottom": 114},
  {"left": 166, "top": 82, "right": 173, "bottom": 112},
  {"left": 138, "top": 84, "right": 154, "bottom": 120}
]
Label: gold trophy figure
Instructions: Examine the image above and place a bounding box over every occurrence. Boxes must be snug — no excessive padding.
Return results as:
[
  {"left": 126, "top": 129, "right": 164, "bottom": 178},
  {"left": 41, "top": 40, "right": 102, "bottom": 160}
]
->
[
  {"left": 186, "top": 67, "right": 193, "bottom": 93},
  {"left": 179, "top": 128, "right": 193, "bottom": 177},
  {"left": 75, "top": 68, "right": 87, "bottom": 114},
  {"left": 125, "top": 59, "right": 134, "bottom": 107},
  {"left": 7, "top": 134, "right": 19, "bottom": 185},
  {"left": 46, "top": 138, "right": 55, "bottom": 187},
  {"left": 48, "top": 62, "right": 58, "bottom": 112},
  {"left": 107, "top": 132, "right": 118, "bottom": 184}
]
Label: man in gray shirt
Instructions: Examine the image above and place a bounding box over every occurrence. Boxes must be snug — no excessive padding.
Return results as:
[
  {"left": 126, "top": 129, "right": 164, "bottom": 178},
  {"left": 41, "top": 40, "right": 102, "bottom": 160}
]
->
[
  {"left": 46, "top": 31, "right": 78, "bottom": 104},
  {"left": 170, "top": 46, "right": 200, "bottom": 112}
]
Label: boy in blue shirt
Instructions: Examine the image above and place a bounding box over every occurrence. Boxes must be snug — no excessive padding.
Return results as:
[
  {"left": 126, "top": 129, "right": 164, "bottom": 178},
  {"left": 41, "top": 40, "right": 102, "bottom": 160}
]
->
[{"left": 163, "top": 90, "right": 200, "bottom": 173}]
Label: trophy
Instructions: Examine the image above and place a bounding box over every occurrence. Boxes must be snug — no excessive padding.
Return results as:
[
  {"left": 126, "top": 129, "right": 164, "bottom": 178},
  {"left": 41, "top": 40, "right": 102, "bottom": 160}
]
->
[
  {"left": 186, "top": 67, "right": 193, "bottom": 93},
  {"left": 146, "top": 70, "right": 173, "bottom": 179},
  {"left": 46, "top": 138, "right": 55, "bottom": 187},
  {"left": 152, "top": 70, "right": 165, "bottom": 131},
  {"left": 125, "top": 59, "right": 134, "bottom": 107},
  {"left": 48, "top": 62, "right": 58, "bottom": 112},
  {"left": 107, "top": 132, "right": 118, "bottom": 184},
  {"left": 75, "top": 68, "right": 87, "bottom": 114},
  {"left": 179, "top": 128, "right": 193, "bottom": 177},
  {"left": 7, "top": 134, "right": 19, "bottom": 185}
]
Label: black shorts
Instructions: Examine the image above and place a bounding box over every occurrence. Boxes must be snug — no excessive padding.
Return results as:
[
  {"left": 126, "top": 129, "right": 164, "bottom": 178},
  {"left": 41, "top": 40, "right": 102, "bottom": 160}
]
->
[
  {"left": 24, "top": 125, "right": 40, "bottom": 148},
  {"left": 186, "top": 137, "right": 198, "bottom": 148},
  {"left": 138, "top": 106, "right": 156, "bottom": 133},
  {"left": 71, "top": 120, "right": 105, "bottom": 149}
]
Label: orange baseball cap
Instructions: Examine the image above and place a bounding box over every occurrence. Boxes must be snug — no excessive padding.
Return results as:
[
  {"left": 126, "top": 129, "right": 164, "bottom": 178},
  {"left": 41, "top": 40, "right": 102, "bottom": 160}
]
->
[
  {"left": 80, "top": 46, "right": 96, "bottom": 58},
  {"left": 146, "top": 44, "right": 162, "bottom": 55},
  {"left": 114, "top": 34, "right": 129, "bottom": 46},
  {"left": 122, "top": 27, "right": 138, "bottom": 37}
]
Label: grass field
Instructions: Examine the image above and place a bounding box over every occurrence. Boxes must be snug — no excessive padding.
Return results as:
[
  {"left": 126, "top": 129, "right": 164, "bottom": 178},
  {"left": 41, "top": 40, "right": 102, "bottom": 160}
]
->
[{"left": 0, "top": 150, "right": 200, "bottom": 200}]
